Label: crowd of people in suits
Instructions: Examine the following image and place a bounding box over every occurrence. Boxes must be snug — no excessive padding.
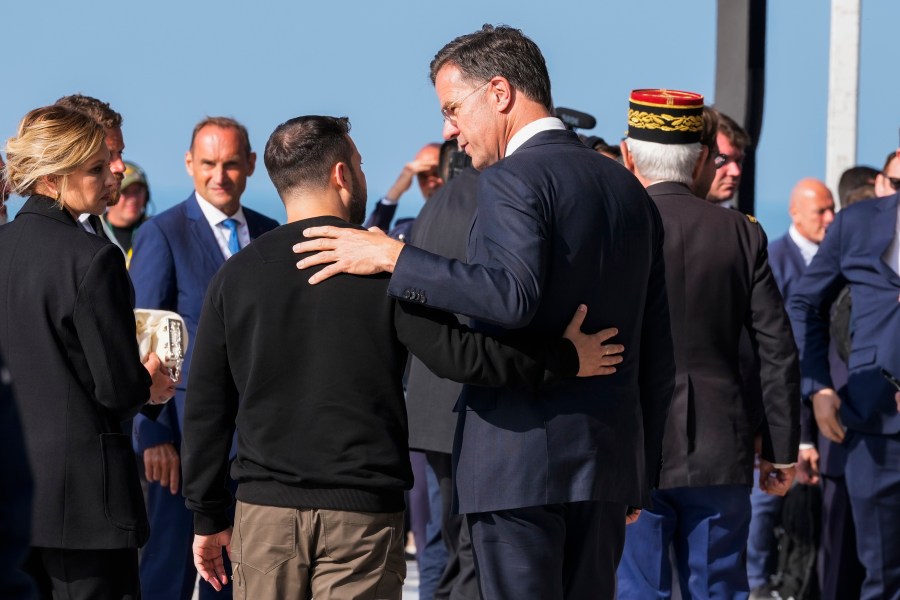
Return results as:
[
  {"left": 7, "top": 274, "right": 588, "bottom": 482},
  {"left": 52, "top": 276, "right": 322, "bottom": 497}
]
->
[{"left": 1, "top": 23, "right": 900, "bottom": 600}]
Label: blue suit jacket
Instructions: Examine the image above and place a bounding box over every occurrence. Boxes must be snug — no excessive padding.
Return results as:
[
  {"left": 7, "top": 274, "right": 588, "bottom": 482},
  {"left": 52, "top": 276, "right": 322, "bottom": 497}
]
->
[
  {"left": 768, "top": 233, "right": 806, "bottom": 306},
  {"left": 389, "top": 129, "right": 675, "bottom": 513},
  {"left": 790, "top": 193, "right": 900, "bottom": 435},
  {"left": 129, "top": 193, "right": 278, "bottom": 452},
  {"left": 770, "top": 233, "right": 848, "bottom": 475}
]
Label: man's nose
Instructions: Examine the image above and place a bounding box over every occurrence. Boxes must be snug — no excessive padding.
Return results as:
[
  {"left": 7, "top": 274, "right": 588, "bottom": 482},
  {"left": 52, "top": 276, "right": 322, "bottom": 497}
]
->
[{"left": 442, "top": 120, "right": 460, "bottom": 141}]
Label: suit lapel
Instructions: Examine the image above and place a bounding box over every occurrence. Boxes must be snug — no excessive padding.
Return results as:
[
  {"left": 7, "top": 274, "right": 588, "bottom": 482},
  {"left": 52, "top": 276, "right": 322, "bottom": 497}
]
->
[
  {"left": 185, "top": 193, "right": 225, "bottom": 270},
  {"left": 786, "top": 236, "right": 806, "bottom": 276},
  {"left": 245, "top": 209, "right": 266, "bottom": 241}
]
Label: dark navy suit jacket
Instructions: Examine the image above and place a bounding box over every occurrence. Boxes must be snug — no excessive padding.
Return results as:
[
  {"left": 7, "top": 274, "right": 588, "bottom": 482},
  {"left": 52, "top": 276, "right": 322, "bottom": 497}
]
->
[
  {"left": 129, "top": 193, "right": 278, "bottom": 453},
  {"left": 389, "top": 129, "right": 675, "bottom": 513},
  {"left": 790, "top": 193, "right": 900, "bottom": 435},
  {"left": 770, "top": 232, "right": 848, "bottom": 475}
]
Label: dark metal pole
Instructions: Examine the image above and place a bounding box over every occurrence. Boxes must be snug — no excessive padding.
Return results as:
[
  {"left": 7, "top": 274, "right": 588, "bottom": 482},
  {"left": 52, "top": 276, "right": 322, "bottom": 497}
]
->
[{"left": 714, "top": 0, "right": 767, "bottom": 215}]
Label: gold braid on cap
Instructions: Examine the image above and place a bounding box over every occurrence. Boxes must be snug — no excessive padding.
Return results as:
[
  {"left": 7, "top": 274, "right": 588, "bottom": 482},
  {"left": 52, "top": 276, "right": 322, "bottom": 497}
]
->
[{"left": 628, "top": 109, "right": 703, "bottom": 133}]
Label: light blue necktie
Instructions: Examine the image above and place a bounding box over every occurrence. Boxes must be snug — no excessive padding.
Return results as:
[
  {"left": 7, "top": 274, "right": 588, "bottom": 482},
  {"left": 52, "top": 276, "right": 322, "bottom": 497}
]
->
[{"left": 222, "top": 218, "right": 241, "bottom": 255}]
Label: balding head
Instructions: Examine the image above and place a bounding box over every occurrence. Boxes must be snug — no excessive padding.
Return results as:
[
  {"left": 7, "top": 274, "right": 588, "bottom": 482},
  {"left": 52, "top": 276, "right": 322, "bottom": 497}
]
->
[
  {"left": 415, "top": 143, "right": 443, "bottom": 199},
  {"left": 789, "top": 178, "right": 835, "bottom": 243}
]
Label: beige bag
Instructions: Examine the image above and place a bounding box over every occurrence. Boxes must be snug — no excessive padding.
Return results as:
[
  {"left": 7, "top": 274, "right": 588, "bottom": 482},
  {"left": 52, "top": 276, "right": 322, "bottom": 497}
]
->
[{"left": 134, "top": 309, "right": 189, "bottom": 383}]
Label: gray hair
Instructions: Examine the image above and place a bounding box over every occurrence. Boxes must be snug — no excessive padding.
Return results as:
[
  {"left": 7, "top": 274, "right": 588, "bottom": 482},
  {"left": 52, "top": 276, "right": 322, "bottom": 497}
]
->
[{"left": 625, "top": 138, "right": 701, "bottom": 186}]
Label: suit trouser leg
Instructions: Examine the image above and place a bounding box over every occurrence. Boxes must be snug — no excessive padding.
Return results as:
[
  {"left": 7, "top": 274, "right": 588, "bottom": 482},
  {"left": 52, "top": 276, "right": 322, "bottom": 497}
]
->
[
  {"left": 427, "top": 451, "right": 480, "bottom": 600},
  {"left": 140, "top": 478, "right": 196, "bottom": 600},
  {"left": 419, "top": 460, "right": 449, "bottom": 600},
  {"left": 673, "top": 485, "right": 751, "bottom": 599},
  {"left": 845, "top": 431, "right": 900, "bottom": 600},
  {"left": 818, "top": 474, "right": 864, "bottom": 600},
  {"left": 468, "top": 501, "right": 625, "bottom": 600},
  {"left": 617, "top": 489, "right": 678, "bottom": 599},
  {"left": 746, "top": 469, "right": 783, "bottom": 588},
  {"left": 25, "top": 547, "right": 139, "bottom": 600}
]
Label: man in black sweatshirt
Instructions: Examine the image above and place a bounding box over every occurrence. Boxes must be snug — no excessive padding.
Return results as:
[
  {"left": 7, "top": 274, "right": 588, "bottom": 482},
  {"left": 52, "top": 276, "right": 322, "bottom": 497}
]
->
[{"left": 181, "top": 115, "right": 623, "bottom": 599}]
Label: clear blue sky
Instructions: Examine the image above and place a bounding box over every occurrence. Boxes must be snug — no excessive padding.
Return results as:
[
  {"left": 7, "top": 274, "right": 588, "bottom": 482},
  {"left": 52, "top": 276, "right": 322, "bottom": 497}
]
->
[{"left": 2, "top": 1, "right": 898, "bottom": 237}]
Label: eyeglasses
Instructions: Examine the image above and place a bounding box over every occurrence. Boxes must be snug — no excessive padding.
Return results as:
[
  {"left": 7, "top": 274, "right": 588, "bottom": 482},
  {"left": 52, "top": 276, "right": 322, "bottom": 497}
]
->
[
  {"left": 441, "top": 81, "right": 490, "bottom": 126},
  {"left": 713, "top": 153, "right": 728, "bottom": 169},
  {"left": 883, "top": 173, "right": 900, "bottom": 190}
]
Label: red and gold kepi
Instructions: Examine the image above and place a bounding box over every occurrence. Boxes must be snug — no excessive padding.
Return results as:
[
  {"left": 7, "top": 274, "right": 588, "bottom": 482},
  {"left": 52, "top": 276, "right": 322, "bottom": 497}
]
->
[{"left": 628, "top": 89, "right": 704, "bottom": 144}]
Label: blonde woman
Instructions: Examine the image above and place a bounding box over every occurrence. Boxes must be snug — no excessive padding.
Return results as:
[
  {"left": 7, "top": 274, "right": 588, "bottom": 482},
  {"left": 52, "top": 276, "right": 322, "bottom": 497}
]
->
[{"left": 0, "top": 105, "right": 174, "bottom": 600}]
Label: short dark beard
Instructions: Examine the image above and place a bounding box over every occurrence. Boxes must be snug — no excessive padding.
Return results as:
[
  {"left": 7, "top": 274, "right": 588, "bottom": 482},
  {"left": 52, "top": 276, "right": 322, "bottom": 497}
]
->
[{"left": 348, "top": 169, "right": 367, "bottom": 225}]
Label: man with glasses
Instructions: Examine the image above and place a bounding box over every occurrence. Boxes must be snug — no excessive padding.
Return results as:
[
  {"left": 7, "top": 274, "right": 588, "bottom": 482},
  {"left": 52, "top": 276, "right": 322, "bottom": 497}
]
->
[
  {"left": 291, "top": 25, "right": 675, "bottom": 599},
  {"left": 706, "top": 109, "right": 750, "bottom": 207},
  {"left": 875, "top": 149, "right": 900, "bottom": 197},
  {"left": 617, "top": 90, "right": 799, "bottom": 598}
]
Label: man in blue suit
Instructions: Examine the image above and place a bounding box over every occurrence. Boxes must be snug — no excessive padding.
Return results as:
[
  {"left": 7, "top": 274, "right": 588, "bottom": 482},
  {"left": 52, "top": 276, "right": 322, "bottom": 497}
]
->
[
  {"left": 790, "top": 153, "right": 900, "bottom": 599},
  {"left": 293, "top": 25, "right": 675, "bottom": 599},
  {"left": 748, "top": 178, "right": 835, "bottom": 591},
  {"left": 129, "top": 116, "right": 278, "bottom": 600}
]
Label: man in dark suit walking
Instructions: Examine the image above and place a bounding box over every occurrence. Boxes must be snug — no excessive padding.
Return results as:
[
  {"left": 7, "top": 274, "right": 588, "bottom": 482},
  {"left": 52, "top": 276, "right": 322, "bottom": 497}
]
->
[
  {"left": 292, "top": 25, "right": 675, "bottom": 599},
  {"left": 617, "top": 91, "right": 800, "bottom": 598},
  {"left": 129, "top": 116, "right": 278, "bottom": 600},
  {"left": 750, "top": 178, "right": 852, "bottom": 597},
  {"left": 404, "top": 159, "right": 482, "bottom": 599},
  {"left": 790, "top": 149, "right": 900, "bottom": 599}
]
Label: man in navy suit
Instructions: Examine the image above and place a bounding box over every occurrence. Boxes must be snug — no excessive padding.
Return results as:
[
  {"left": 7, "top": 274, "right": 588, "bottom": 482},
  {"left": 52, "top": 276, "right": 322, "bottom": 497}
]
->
[
  {"left": 748, "top": 178, "right": 835, "bottom": 591},
  {"left": 293, "top": 25, "right": 675, "bottom": 599},
  {"left": 790, "top": 150, "right": 900, "bottom": 599},
  {"left": 129, "top": 117, "right": 278, "bottom": 600}
]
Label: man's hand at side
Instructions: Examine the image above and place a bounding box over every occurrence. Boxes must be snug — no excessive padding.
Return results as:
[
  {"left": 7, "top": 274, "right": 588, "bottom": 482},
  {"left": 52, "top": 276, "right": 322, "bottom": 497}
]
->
[
  {"left": 796, "top": 446, "right": 820, "bottom": 485},
  {"left": 193, "top": 528, "right": 232, "bottom": 592},
  {"left": 144, "top": 442, "right": 180, "bottom": 495},
  {"left": 625, "top": 507, "right": 642, "bottom": 525},
  {"left": 294, "top": 226, "right": 404, "bottom": 285},
  {"left": 758, "top": 459, "right": 795, "bottom": 496},
  {"left": 564, "top": 305, "right": 624, "bottom": 377},
  {"left": 812, "top": 388, "right": 845, "bottom": 443}
]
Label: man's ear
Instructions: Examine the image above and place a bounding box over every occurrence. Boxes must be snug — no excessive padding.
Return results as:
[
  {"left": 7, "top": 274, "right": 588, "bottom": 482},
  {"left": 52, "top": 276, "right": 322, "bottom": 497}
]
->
[
  {"left": 620, "top": 140, "right": 636, "bottom": 173},
  {"left": 489, "top": 76, "right": 513, "bottom": 112},
  {"left": 246, "top": 152, "right": 257, "bottom": 177},
  {"left": 184, "top": 150, "right": 194, "bottom": 177},
  {"left": 692, "top": 146, "right": 710, "bottom": 182},
  {"left": 333, "top": 161, "right": 349, "bottom": 192}
]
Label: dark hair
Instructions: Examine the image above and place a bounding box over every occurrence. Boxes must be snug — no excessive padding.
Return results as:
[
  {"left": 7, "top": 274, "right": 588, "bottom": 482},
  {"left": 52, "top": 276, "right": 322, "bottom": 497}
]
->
[
  {"left": 837, "top": 165, "right": 878, "bottom": 206},
  {"left": 882, "top": 150, "right": 898, "bottom": 172},
  {"left": 710, "top": 108, "right": 750, "bottom": 151},
  {"left": 264, "top": 115, "right": 354, "bottom": 196},
  {"left": 580, "top": 135, "right": 622, "bottom": 159},
  {"left": 700, "top": 106, "right": 720, "bottom": 153},
  {"left": 429, "top": 24, "right": 553, "bottom": 111},
  {"left": 190, "top": 116, "right": 252, "bottom": 157},
  {"left": 54, "top": 94, "right": 123, "bottom": 130},
  {"left": 842, "top": 184, "right": 876, "bottom": 207}
]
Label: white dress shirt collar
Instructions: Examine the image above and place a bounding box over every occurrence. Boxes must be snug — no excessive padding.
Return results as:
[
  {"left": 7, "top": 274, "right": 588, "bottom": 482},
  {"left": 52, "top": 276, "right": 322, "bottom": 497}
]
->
[
  {"left": 788, "top": 224, "right": 820, "bottom": 266},
  {"left": 505, "top": 117, "right": 567, "bottom": 158},
  {"left": 195, "top": 191, "right": 249, "bottom": 259}
]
